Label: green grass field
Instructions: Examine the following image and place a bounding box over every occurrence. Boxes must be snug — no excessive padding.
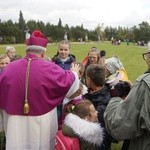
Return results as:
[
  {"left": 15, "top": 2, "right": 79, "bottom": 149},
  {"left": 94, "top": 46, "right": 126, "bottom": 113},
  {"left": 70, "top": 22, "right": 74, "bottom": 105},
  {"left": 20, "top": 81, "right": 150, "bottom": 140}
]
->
[
  {"left": 0, "top": 41, "right": 148, "bottom": 149},
  {"left": 0, "top": 41, "right": 147, "bottom": 82}
]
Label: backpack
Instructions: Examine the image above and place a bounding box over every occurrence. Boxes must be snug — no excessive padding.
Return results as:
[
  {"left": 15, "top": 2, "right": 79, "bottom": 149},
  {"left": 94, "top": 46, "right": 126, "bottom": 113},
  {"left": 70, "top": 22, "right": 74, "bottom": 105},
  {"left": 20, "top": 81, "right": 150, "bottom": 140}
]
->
[{"left": 55, "top": 130, "right": 80, "bottom": 150}]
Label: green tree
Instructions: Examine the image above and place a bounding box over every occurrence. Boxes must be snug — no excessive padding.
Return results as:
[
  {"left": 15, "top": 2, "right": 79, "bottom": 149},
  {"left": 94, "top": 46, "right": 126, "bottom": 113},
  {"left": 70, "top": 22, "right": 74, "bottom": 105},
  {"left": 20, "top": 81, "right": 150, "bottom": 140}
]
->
[
  {"left": 58, "top": 18, "right": 62, "bottom": 27},
  {"left": 137, "top": 21, "right": 150, "bottom": 42},
  {"left": 18, "top": 10, "right": 26, "bottom": 42},
  {"left": 27, "top": 20, "right": 38, "bottom": 33},
  {"left": 37, "top": 21, "right": 45, "bottom": 33}
]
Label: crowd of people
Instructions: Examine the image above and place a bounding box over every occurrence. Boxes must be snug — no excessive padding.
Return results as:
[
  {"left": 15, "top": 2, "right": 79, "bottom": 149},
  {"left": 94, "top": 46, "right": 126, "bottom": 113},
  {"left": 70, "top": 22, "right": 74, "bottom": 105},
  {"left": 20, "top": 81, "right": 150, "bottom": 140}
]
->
[{"left": 0, "top": 30, "right": 150, "bottom": 150}]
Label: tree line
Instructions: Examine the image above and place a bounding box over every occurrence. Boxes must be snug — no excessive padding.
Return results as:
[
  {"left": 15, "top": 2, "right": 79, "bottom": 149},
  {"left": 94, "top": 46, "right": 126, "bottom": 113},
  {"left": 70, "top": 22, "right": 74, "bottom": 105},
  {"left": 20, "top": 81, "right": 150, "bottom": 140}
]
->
[{"left": 0, "top": 11, "right": 150, "bottom": 44}]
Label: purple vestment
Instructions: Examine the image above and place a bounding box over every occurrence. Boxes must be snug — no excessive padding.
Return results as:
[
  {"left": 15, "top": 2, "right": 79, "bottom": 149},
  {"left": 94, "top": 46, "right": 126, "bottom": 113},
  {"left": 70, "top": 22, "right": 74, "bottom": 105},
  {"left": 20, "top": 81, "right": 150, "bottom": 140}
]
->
[{"left": 0, "top": 54, "right": 75, "bottom": 116}]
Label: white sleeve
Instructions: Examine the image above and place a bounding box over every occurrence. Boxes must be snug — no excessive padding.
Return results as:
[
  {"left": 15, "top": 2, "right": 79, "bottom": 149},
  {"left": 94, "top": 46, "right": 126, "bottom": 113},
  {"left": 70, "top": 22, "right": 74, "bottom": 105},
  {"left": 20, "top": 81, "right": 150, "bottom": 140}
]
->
[{"left": 65, "top": 71, "right": 80, "bottom": 98}]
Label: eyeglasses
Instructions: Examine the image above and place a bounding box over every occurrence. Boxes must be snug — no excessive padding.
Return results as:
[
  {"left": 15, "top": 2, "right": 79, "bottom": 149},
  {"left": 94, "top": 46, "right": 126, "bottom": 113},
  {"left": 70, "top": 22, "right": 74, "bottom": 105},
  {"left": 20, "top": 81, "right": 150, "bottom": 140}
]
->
[
  {"left": 142, "top": 52, "right": 150, "bottom": 60},
  {"left": 89, "top": 57, "right": 98, "bottom": 59}
]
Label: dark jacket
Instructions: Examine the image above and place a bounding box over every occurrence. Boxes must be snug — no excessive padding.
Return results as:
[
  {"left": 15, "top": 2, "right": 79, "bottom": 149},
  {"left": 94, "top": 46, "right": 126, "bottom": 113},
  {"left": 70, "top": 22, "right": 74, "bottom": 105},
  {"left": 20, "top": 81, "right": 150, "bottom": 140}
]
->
[
  {"left": 84, "top": 84, "right": 116, "bottom": 150},
  {"left": 52, "top": 54, "right": 75, "bottom": 70}
]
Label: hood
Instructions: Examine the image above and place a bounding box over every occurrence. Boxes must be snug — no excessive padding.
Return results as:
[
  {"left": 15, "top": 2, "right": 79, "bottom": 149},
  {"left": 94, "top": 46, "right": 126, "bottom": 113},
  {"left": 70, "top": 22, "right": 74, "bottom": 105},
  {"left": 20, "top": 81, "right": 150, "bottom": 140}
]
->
[{"left": 64, "top": 113, "right": 103, "bottom": 146}]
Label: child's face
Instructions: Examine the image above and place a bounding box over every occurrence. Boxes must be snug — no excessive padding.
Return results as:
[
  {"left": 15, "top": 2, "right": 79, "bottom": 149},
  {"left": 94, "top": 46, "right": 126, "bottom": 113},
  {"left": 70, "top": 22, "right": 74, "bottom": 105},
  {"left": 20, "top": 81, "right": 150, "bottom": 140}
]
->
[
  {"left": 88, "top": 52, "right": 99, "bottom": 64},
  {"left": 58, "top": 44, "right": 70, "bottom": 59},
  {"left": 87, "top": 104, "right": 98, "bottom": 122},
  {"left": 0, "top": 57, "right": 10, "bottom": 69}
]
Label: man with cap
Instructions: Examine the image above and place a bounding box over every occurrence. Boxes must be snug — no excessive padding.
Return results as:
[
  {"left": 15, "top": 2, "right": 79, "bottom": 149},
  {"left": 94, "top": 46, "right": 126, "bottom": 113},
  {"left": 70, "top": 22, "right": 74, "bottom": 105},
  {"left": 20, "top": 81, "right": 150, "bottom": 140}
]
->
[
  {"left": 0, "top": 30, "right": 80, "bottom": 150},
  {"left": 104, "top": 42, "right": 150, "bottom": 150}
]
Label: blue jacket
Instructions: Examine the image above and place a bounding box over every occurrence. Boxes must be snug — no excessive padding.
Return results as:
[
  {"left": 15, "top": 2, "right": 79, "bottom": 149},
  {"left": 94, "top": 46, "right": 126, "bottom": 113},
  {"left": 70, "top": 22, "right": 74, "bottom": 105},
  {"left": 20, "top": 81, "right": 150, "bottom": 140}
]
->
[{"left": 54, "top": 55, "right": 75, "bottom": 70}]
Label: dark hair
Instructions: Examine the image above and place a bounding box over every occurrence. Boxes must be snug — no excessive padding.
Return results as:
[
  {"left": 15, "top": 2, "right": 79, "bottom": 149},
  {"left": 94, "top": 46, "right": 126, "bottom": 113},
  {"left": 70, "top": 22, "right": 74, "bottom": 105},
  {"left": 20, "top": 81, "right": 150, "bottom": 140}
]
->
[
  {"left": 86, "top": 64, "right": 105, "bottom": 86},
  {"left": 72, "top": 100, "right": 92, "bottom": 119},
  {"left": 100, "top": 50, "right": 106, "bottom": 57},
  {"left": 114, "top": 81, "right": 131, "bottom": 98}
]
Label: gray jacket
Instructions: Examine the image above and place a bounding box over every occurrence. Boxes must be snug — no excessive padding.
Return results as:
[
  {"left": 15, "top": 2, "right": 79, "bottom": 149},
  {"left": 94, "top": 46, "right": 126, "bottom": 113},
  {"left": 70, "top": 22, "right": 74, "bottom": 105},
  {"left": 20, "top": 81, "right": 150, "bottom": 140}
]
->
[{"left": 104, "top": 73, "right": 150, "bottom": 150}]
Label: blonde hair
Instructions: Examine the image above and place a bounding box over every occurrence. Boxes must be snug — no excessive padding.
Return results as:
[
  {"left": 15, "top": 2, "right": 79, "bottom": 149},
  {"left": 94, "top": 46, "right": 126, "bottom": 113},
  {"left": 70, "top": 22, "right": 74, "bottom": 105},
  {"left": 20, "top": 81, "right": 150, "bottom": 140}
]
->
[
  {"left": 58, "top": 40, "right": 71, "bottom": 49},
  {"left": 0, "top": 54, "right": 9, "bottom": 60}
]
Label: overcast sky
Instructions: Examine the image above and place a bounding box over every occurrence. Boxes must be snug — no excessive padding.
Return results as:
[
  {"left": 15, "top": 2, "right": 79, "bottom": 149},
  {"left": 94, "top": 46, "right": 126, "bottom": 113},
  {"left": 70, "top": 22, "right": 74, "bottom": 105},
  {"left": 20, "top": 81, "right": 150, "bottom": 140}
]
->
[{"left": 0, "top": 0, "right": 150, "bottom": 30}]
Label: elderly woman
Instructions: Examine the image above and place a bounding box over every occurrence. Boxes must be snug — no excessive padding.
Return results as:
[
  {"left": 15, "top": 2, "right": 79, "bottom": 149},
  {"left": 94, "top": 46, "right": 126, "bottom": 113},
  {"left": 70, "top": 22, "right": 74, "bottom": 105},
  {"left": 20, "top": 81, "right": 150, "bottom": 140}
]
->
[
  {"left": 105, "top": 55, "right": 130, "bottom": 87},
  {"left": 5, "top": 46, "right": 16, "bottom": 61}
]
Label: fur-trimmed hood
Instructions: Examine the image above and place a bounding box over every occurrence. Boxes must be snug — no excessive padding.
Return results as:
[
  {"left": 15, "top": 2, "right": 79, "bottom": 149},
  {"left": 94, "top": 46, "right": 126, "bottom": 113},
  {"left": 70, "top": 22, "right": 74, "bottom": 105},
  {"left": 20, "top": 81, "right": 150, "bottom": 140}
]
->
[{"left": 64, "top": 113, "right": 103, "bottom": 146}]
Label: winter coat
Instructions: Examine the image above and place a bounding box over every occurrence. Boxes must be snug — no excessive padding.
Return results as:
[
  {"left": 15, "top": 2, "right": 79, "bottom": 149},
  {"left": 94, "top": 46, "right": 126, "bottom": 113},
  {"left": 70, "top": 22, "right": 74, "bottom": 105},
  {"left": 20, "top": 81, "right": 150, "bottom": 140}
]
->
[
  {"left": 53, "top": 55, "right": 75, "bottom": 70},
  {"left": 53, "top": 54, "right": 76, "bottom": 129},
  {"left": 62, "top": 113, "right": 103, "bottom": 150},
  {"left": 84, "top": 85, "right": 117, "bottom": 150},
  {"left": 104, "top": 72, "right": 150, "bottom": 150}
]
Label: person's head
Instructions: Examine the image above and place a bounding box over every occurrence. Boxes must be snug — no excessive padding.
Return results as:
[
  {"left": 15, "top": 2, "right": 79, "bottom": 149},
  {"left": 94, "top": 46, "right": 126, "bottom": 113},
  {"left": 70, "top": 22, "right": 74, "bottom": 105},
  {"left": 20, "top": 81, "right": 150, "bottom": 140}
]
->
[
  {"left": 100, "top": 50, "right": 106, "bottom": 57},
  {"left": 100, "top": 50, "right": 107, "bottom": 64},
  {"left": 142, "top": 41, "right": 150, "bottom": 68},
  {"left": 26, "top": 30, "right": 48, "bottom": 58},
  {"left": 73, "top": 62, "right": 85, "bottom": 78},
  {"left": 87, "top": 47, "right": 100, "bottom": 64},
  {"left": 0, "top": 54, "right": 10, "bottom": 69},
  {"left": 72, "top": 100, "right": 98, "bottom": 122},
  {"left": 113, "top": 80, "right": 131, "bottom": 99},
  {"left": 86, "top": 64, "right": 105, "bottom": 88},
  {"left": 58, "top": 40, "right": 70, "bottom": 59},
  {"left": 69, "top": 82, "right": 83, "bottom": 99},
  {"left": 5, "top": 46, "right": 16, "bottom": 59},
  {"left": 105, "top": 56, "right": 123, "bottom": 77}
]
